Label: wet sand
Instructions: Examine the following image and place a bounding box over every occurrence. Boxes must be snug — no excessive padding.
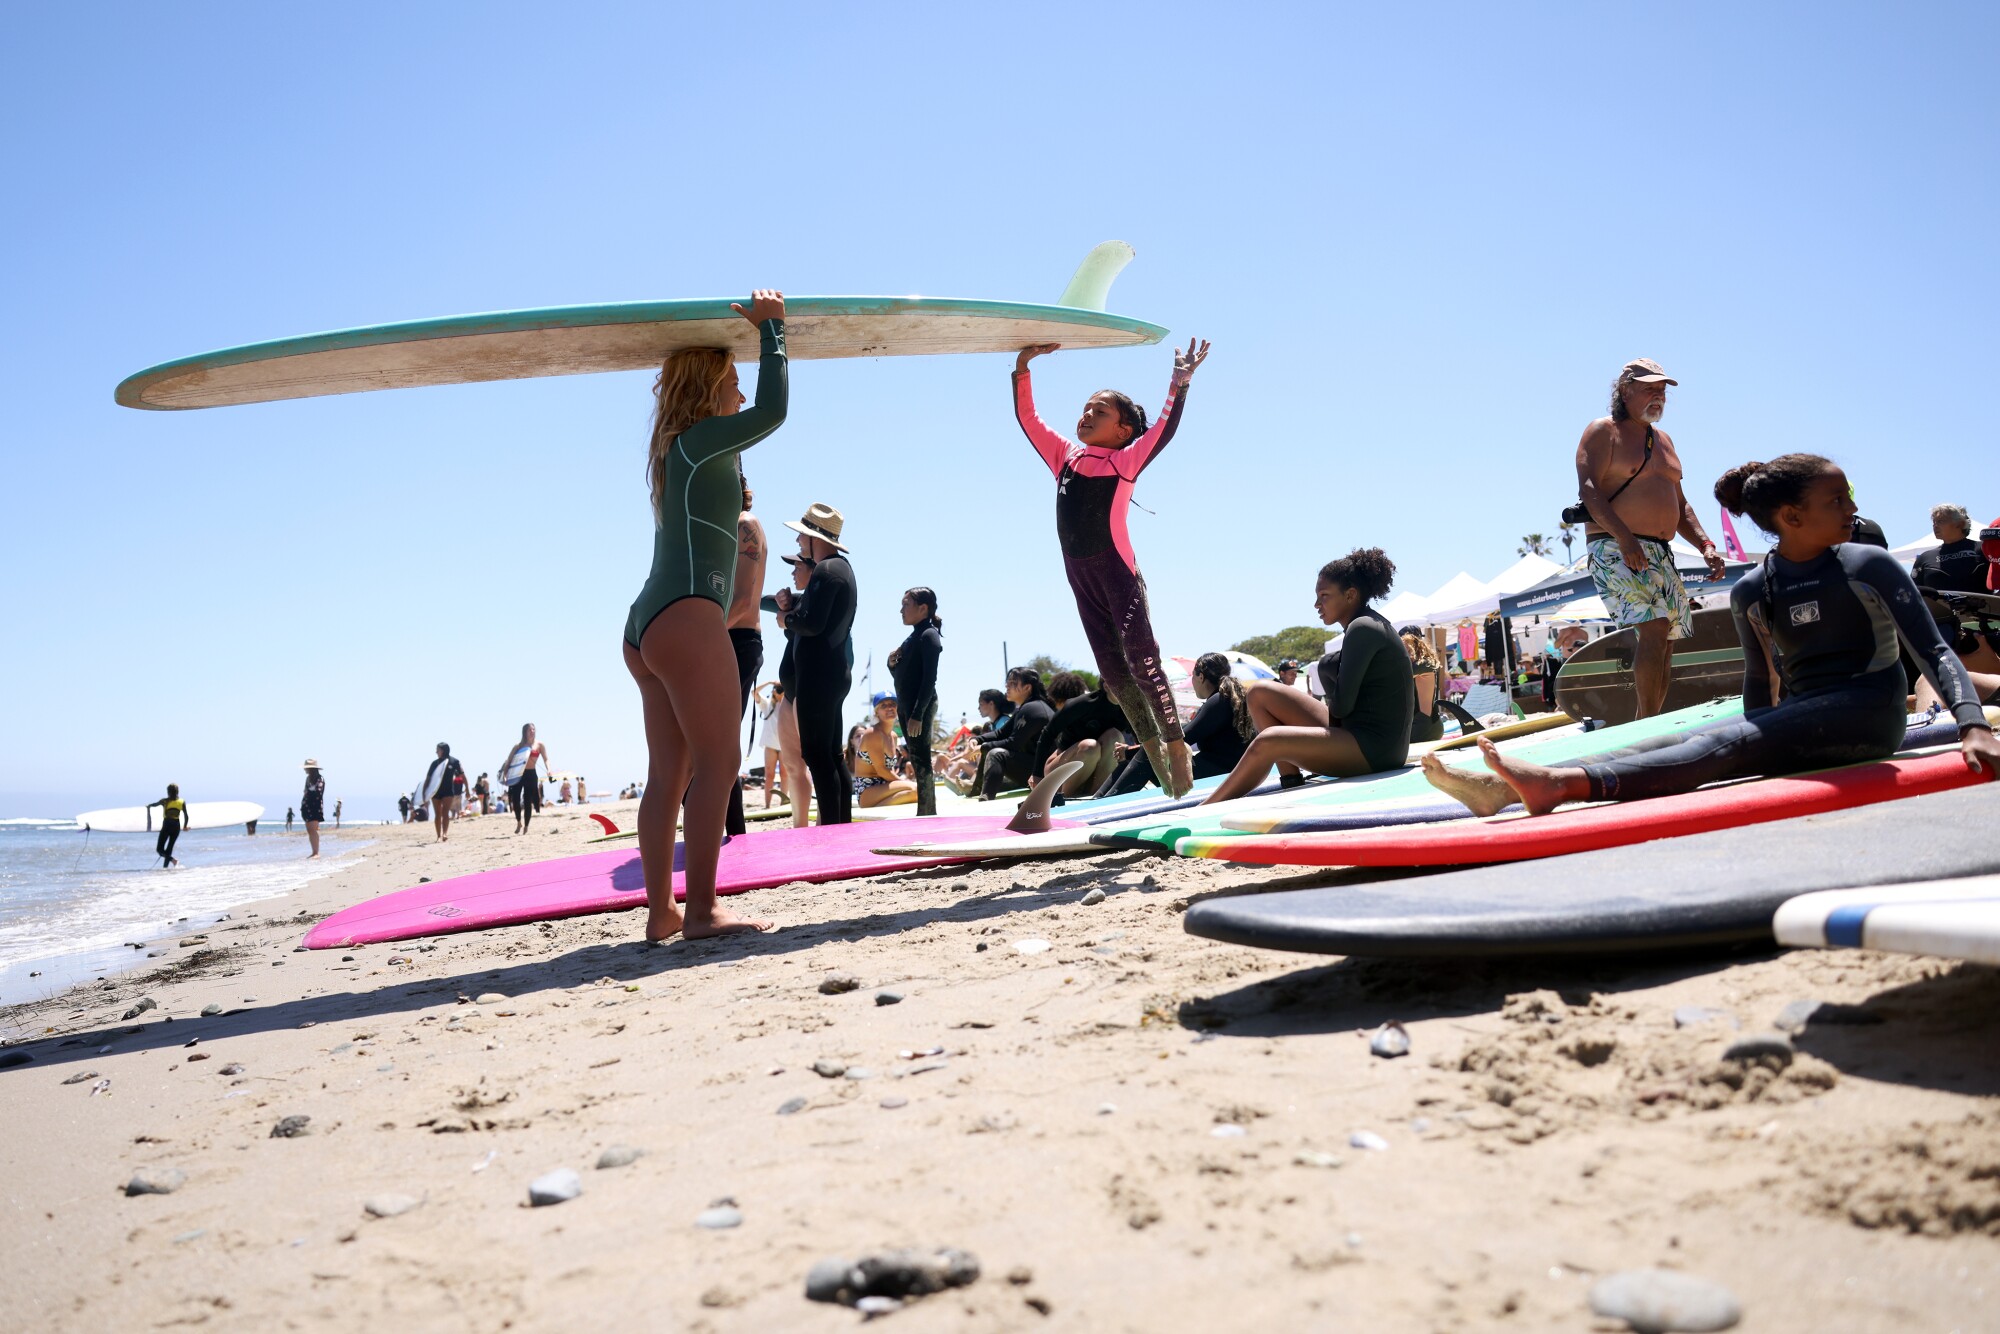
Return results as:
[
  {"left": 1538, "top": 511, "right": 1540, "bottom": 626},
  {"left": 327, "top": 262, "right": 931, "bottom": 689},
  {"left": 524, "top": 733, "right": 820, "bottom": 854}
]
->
[{"left": 2, "top": 800, "right": 1995, "bottom": 1331}]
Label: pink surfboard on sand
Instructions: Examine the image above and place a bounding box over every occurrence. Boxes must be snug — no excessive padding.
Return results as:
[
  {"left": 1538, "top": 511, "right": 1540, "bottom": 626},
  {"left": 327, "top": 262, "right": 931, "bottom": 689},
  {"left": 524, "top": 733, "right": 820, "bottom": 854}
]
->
[{"left": 302, "top": 815, "right": 1078, "bottom": 948}]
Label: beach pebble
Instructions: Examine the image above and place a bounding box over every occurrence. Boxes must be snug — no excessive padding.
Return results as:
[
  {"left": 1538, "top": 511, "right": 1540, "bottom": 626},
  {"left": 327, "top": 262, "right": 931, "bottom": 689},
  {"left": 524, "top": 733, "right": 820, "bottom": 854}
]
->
[
  {"left": 1588, "top": 1269, "right": 1742, "bottom": 1332},
  {"left": 0, "top": 1051, "right": 33, "bottom": 1069},
  {"left": 186, "top": 1053, "right": 210, "bottom": 1063},
  {"left": 819, "top": 972, "right": 861, "bottom": 995},
  {"left": 805, "top": 1248, "right": 982, "bottom": 1306},
  {"left": 219, "top": 1064, "right": 244, "bottom": 1076},
  {"left": 811, "top": 1058, "right": 847, "bottom": 1078},
  {"left": 527, "top": 1169, "right": 582, "bottom": 1206},
  {"left": 880, "top": 1096, "right": 909, "bottom": 1109},
  {"left": 975, "top": 942, "right": 988, "bottom": 952},
  {"left": 777, "top": 1097, "right": 808, "bottom": 1116},
  {"left": 120, "top": 998, "right": 158, "bottom": 1021},
  {"left": 1080, "top": 888, "right": 1106, "bottom": 906},
  {"left": 1721, "top": 1033, "right": 1794, "bottom": 1068},
  {"left": 363, "top": 1193, "right": 421, "bottom": 1219},
  {"left": 1294, "top": 1150, "right": 1343, "bottom": 1169},
  {"left": 1211, "top": 1123, "right": 1247, "bottom": 1138},
  {"left": 62, "top": 1070, "right": 99, "bottom": 1085},
  {"left": 200, "top": 1004, "right": 223, "bottom": 1017},
  {"left": 269, "top": 1115, "right": 312, "bottom": 1138},
  {"left": 806, "top": 1259, "right": 858, "bottom": 1302},
  {"left": 1673, "top": 1005, "right": 1735, "bottom": 1029},
  {"left": 844, "top": 1067, "right": 876, "bottom": 1081},
  {"left": 126, "top": 1167, "right": 186, "bottom": 1196},
  {"left": 1348, "top": 1130, "right": 1389, "bottom": 1151},
  {"left": 695, "top": 1203, "right": 743, "bottom": 1229},
  {"left": 875, "top": 990, "right": 904, "bottom": 1006},
  {"left": 1097, "top": 1102, "right": 1117, "bottom": 1115},
  {"left": 856, "top": 1296, "right": 901, "bottom": 1317},
  {"left": 475, "top": 993, "right": 507, "bottom": 1005},
  {"left": 596, "top": 1145, "right": 645, "bottom": 1170},
  {"left": 1369, "top": 1022, "right": 1412, "bottom": 1058},
  {"left": 1012, "top": 939, "right": 1052, "bottom": 955}
]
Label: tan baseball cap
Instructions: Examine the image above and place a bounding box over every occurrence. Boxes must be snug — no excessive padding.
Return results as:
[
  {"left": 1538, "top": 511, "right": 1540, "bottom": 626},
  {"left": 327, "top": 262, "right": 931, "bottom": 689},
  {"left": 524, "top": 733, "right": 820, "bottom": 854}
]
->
[
  {"left": 783, "top": 502, "right": 849, "bottom": 552},
  {"left": 1622, "top": 358, "right": 1677, "bottom": 385}
]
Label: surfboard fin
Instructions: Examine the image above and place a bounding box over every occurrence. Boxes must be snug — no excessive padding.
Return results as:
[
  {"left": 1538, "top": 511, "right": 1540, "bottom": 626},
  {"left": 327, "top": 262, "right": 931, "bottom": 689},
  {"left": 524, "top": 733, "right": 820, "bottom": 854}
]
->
[
  {"left": 589, "top": 813, "right": 620, "bottom": 835},
  {"left": 1058, "top": 242, "right": 1136, "bottom": 311},
  {"left": 1007, "top": 762, "right": 1085, "bottom": 833}
]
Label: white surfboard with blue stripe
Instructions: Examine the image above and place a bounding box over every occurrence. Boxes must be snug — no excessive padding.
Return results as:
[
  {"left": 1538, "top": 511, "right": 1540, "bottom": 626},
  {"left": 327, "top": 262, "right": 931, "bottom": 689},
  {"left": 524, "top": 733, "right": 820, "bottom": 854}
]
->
[{"left": 1773, "top": 874, "right": 2000, "bottom": 964}]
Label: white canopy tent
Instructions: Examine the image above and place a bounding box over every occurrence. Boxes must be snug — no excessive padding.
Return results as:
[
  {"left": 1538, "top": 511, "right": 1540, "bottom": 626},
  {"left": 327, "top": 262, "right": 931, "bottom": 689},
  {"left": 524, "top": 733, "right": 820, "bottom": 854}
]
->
[
  {"left": 1417, "top": 553, "right": 1564, "bottom": 624},
  {"left": 1890, "top": 533, "right": 1942, "bottom": 564}
]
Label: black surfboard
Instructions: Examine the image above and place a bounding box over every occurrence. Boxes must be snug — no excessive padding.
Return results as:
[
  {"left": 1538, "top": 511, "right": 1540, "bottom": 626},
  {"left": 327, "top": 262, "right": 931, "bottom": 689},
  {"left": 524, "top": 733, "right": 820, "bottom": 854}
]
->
[{"left": 1182, "top": 785, "right": 2000, "bottom": 957}]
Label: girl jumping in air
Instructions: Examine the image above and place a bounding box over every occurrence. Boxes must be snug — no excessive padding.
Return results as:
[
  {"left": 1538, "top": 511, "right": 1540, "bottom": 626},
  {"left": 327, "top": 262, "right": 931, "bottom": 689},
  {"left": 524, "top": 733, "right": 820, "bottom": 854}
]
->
[{"left": 1012, "top": 336, "right": 1210, "bottom": 796}]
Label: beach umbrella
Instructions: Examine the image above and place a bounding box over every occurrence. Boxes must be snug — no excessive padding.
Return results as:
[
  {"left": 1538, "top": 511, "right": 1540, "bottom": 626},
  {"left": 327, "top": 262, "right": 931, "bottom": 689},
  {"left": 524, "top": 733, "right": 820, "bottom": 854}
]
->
[{"left": 1165, "top": 650, "right": 1277, "bottom": 719}]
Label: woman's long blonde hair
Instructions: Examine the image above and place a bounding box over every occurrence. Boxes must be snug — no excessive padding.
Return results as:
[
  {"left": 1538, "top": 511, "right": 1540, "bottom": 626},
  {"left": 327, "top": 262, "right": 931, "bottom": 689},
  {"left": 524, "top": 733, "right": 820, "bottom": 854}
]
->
[{"left": 647, "top": 348, "right": 735, "bottom": 521}]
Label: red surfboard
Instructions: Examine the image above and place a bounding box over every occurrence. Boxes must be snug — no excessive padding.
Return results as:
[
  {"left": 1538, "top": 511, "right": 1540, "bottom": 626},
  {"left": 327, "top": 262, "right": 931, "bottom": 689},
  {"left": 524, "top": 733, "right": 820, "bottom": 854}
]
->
[{"left": 1179, "top": 751, "right": 1992, "bottom": 868}]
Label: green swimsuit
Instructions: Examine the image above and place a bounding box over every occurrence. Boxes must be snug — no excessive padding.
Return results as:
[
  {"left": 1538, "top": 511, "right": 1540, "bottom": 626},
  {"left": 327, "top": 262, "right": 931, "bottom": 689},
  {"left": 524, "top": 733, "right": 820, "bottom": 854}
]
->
[{"left": 624, "top": 319, "right": 787, "bottom": 648}]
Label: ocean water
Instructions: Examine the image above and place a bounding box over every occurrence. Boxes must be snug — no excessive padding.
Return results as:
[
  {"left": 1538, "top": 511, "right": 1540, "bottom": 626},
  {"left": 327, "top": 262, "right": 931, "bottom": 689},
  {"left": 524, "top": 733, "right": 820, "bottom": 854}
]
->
[{"left": 0, "top": 819, "right": 364, "bottom": 1003}]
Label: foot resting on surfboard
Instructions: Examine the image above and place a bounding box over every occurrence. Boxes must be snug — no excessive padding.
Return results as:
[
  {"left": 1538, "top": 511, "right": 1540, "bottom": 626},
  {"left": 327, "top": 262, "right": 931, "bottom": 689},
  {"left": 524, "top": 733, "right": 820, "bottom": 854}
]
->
[
  {"left": 1417, "top": 752, "right": 1518, "bottom": 818},
  {"left": 1474, "top": 736, "right": 1588, "bottom": 817}
]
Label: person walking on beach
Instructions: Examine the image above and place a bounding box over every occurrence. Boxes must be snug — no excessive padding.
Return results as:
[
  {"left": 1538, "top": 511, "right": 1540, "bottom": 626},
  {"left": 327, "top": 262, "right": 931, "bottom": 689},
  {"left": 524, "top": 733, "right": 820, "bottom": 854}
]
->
[
  {"left": 773, "top": 502, "right": 857, "bottom": 826},
  {"left": 623, "top": 289, "right": 787, "bottom": 940},
  {"left": 499, "top": 723, "right": 550, "bottom": 834},
  {"left": 721, "top": 467, "right": 768, "bottom": 836},
  {"left": 333, "top": 798, "right": 342, "bottom": 829},
  {"left": 889, "top": 585, "right": 944, "bottom": 815},
  {"left": 285, "top": 807, "right": 294, "bottom": 832},
  {"left": 1425, "top": 455, "right": 1999, "bottom": 817},
  {"left": 419, "top": 743, "right": 465, "bottom": 842},
  {"left": 1012, "top": 337, "right": 1211, "bottom": 795},
  {"left": 397, "top": 793, "right": 411, "bottom": 823},
  {"left": 1573, "top": 358, "right": 1726, "bottom": 718},
  {"left": 473, "top": 773, "right": 491, "bottom": 816},
  {"left": 300, "top": 760, "right": 325, "bottom": 858},
  {"left": 146, "top": 783, "right": 187, "bottom": 868}
]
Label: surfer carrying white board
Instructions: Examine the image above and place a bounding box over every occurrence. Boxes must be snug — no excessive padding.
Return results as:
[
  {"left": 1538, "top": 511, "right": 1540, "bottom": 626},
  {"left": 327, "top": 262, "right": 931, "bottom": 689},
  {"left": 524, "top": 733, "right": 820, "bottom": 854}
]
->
[
  {"left": 499, "top": 724, "right": 551, "bottom": 834},
  {"left": 1200, "top": 548, "right": 1416, "bottom": 804},
  {"left": 146, "top": 784, "right": 186, "bottom": 868},
  {"left": 1012, "top": 337, "right": 1210, "bottom": 796},
  {"left": 1425, "top": 455, "right": 2000, "bottom": 818},
  {"left": 420, "top": 744, "right": 466, "bottom": 843},
  {"left": 622, "top": 289, "right": 787, "bottom": 940}
]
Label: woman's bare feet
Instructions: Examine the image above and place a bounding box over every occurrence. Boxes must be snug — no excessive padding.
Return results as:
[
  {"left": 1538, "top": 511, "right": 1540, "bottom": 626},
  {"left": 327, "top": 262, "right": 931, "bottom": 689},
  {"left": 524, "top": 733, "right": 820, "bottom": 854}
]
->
[
  {"left": 684, "top": 906, "right": 773, "bottom": 938},
  {"left": 645, "top": 903, "right": 684, "bottom": 942},
  {"left": 1419, "top": 752, "right": 1517, "bottom": 817},
  {"left": 1476, "top": 737, "right": 1586, "bottom": 816}
]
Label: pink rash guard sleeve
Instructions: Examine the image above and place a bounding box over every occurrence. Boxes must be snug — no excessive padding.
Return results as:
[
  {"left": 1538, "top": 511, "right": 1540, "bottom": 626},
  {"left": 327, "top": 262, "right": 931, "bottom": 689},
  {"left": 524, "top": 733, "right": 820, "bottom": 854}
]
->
[{"left": 1012, "top": 370, "right": 1072, "bottom": 479}]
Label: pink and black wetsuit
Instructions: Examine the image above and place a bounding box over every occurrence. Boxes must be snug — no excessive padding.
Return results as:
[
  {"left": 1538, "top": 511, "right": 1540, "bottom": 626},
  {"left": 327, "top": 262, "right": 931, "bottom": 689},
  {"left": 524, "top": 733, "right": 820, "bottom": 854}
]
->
[{"left": 1013, "top": 366, "right": 1191, "bottom": 748}]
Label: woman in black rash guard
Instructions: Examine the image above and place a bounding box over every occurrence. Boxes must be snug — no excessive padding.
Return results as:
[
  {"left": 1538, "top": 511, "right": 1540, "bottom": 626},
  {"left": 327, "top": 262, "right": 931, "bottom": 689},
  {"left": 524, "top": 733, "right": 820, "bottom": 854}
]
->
[
  {"left": 1185, "top": 653, "right": 1255, "bottom": 779},
  {"left": 1201, "top": 548, "right": 1415, "bottom": 805},
  {"left": 979, "top": 667, "right": 1056, "bottom": 798},
  {"left": 1033, "top": 671, "right": 1130, "bottom": 797},
  {"left": 889, "top": 586, "right": 944, "bottom": 815},
  {"left": 1424, "top": 454, "right": 2000, "bottom": 817}
]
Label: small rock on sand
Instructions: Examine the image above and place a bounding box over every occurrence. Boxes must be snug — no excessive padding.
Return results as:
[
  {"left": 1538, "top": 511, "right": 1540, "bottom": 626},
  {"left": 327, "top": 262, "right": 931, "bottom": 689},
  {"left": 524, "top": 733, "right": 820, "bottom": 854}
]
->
[
  {"left": 1294, "top": 1151, "right": 1343, "bottom": 1169},
  {"left": 62, "top": 1070, "right": 99, "bottom": 1085},
  {"left": 200, "top": 1004, "right": 223, "bottom": 1017},
  {"left": 528, "top": 1169, "right": 582, "bottom": 1206},
  {"left": 1368, "top": 1023, "right": 1411, "bottom": 1058},
  {"left": 1673, "top": 1005, "right": 1735, "bottom": 1030},
  {"left": 1348, "top": 1130, "right": 1389, "bottom": 1151},
  {"left": 475, "top": 993, "right": 507, "bottom": 1005},
  {"left": 811, "top": 1059, "right": 847, "bottom": 1078},
  {"left": 880, "top": 1096, "right": 909, "bottom": 1109},
  {"left": 695, "top": 1203, "right": 743, "bottom": 1229},
  {"left": 119, "top": 998, "right": 158, "bottom": 1021},
  {"left": 875, "top": 991, "right": 904, "bottom": 1006},
  {"left": 596, "top": 1145, "right": 645, "bottom": 1170},
  {"left": 1588, "top": 1269, "right": 1742, "bottom": 1332},
  {"left": 777, "top": 1097, "right": 808, "bottom": 1115},
  {"left": 364, "top": 1193, "right": 421, "bottom": 1219},
  {"left": 1080, "top": 888, "right": 1106, "bottom": 906},
  {"left": 804, "top": 1247, "right": 981, "bottom": 1306},
  {"left": 1721, "top": 1033, "right": 1794, "bottom": 1068},
  {"left": 126, "top": 1167, "right": 186, "bottom": 1196},
  {"left": 819, "top": 972, "right": 860, "bottom": 995},
  {"left": 1013, "top": 939, "right": 1051, "bottom": 955},
  {"left": 270, "top": 1115, "right": 312, "bottom": 1138},
  {"left": 219, "top": 1064, "right": 244, "bottom": 1076},
  {"left": 856, "top": 1296, "right": 901, "bottom": 1316}
]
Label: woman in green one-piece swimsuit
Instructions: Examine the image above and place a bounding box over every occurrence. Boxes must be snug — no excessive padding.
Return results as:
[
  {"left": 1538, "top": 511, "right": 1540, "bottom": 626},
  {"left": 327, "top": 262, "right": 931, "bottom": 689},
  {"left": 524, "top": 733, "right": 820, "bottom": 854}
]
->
[{"left": 624, "top": 289, "right": 787, "bottom": 941}]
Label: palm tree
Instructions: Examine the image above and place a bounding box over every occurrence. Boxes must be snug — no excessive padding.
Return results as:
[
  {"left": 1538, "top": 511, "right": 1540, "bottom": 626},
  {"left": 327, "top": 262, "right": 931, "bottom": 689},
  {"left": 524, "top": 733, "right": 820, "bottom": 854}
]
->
[
  {"left": 1557, "top": 521, "right": 1577, "bottom": 564},
  {"left": 1518, "top": 533, "right": 1551, "bottom": 558}
]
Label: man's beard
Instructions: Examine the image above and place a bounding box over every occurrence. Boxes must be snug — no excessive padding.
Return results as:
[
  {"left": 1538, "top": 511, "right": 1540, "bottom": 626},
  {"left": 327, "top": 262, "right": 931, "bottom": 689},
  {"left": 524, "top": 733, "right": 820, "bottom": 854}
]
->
[{"left": 1641, "top": 402, "right": 1664, "bottom": 422}]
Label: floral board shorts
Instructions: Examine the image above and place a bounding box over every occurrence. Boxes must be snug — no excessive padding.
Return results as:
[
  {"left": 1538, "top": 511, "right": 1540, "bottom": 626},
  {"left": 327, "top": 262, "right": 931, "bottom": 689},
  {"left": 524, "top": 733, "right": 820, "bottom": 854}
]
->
[{"left": 1587, "top": 537, "right": 1695, "bottom": 639}]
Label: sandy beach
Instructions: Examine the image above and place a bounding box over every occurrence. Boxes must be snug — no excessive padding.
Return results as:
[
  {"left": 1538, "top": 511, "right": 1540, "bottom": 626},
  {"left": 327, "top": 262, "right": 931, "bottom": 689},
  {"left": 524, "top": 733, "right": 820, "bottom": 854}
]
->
[{"left": 2, "top": 800, "right": 1996, "bottom": 1332}]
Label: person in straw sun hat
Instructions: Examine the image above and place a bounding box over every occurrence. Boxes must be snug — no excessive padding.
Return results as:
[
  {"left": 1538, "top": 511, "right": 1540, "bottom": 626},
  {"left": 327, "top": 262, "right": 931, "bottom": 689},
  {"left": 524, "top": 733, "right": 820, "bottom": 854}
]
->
[
  {"left": 773, "top": 502, "right": 859, "bottom": 824},
  {"left": 300, "top": 758, "right": 326, "bottom": 860}
]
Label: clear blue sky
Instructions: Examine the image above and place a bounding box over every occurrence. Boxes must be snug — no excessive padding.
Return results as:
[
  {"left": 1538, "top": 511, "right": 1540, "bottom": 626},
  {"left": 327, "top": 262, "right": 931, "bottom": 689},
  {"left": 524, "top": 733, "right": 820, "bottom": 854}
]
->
[{"left": 4, "top": 4, "right": 1993, "bottom": 819}]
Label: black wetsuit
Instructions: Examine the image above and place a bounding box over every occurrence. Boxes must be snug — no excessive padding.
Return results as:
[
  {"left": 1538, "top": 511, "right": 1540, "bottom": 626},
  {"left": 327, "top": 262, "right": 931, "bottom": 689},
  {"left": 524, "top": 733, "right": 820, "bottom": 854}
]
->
[
  {"left": 1183, "top": 691, "right": 1249, "bottom": 780},
  {"left": 1032, "top": 690, "right": 1130, "bottom": 780},
  {"left": 723, "top": 628, "right": 764, "bottom": 836},
  {"left": 1914, "top": 539, "right": 1990, "bottom": 595},
  {"left": 981, "top": 699, "right": 1054, "bottom": 797},
  {"left": 1319, "top": 610, "right": 1416, "bottom": 773},
  {"left": 785, "top": 553, "right": 857, "bottom": 824},
  {"left": 891, "top": 620, "right": 943, "bottom": 816},
  {"left": 1573, "top": 543, "right": 1986, "bottom": 801},
  {"left": 151, "top": 797, "right": 186, "bottom": 866}
]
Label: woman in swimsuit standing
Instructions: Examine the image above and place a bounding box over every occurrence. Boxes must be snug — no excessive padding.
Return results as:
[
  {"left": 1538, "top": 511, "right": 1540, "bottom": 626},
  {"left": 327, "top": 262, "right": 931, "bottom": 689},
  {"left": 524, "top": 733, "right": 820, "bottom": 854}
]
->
[
  {"left": 1012, "top": 337, "right": 1210, "bottom": 796},
  {"left": 498, "top": 724, "right": 550, "bottom": 834},
  {"left": 624, "top": 290, "right": 787, "bottom": 940}
]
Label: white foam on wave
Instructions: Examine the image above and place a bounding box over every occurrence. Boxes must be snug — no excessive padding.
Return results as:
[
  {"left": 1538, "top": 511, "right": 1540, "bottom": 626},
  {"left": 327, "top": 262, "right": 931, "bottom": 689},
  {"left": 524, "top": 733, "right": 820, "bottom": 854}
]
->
[
  {"left": 0, "top": 853, "right": 365, "bottom": 968},
  {"left": 0, "top": 817, "right": 78, "bottom": 827}
]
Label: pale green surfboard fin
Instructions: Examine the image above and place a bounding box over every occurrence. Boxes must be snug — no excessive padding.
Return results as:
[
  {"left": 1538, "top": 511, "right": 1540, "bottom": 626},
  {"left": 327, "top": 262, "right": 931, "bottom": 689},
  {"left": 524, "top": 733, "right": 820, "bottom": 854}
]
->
[{"left": 1057, "top": 241, "right": 1136, "bottom": 311}]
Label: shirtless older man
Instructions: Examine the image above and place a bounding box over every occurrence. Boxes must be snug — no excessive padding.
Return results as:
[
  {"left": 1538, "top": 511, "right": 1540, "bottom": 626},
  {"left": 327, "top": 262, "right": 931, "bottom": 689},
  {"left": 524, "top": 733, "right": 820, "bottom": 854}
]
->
[{"left": 1574, "top": 359, "right": 1727, "bottom": 718}]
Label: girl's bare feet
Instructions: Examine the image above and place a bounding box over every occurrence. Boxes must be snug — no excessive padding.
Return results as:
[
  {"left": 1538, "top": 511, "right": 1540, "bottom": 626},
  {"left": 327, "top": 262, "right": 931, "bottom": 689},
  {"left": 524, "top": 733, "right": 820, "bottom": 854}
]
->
[
  {"left": 1419, "top": 752, "right": 1517, "bottom": 817},
  {"left": 684, "top": 906, "right": 772, "bottom": 938},
  {"left": 1476, "top": 737, "right": 1586, "bottom": 816},
  {"left": 645, "top": 903, "right": 684, "bottom": 942}
]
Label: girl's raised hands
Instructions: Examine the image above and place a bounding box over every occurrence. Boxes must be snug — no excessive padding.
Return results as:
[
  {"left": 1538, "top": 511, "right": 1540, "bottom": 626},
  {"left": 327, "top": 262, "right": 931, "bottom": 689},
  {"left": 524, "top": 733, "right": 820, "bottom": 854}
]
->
[
  {"left": 1174, "top": 337, "right": 1211, "bottom": 381},
  {"left": 732, "top": 289, "right": 786, "bottom": 325},
  {"left": 1015, "top": 342, "right": 1061, "bottom": 372}
]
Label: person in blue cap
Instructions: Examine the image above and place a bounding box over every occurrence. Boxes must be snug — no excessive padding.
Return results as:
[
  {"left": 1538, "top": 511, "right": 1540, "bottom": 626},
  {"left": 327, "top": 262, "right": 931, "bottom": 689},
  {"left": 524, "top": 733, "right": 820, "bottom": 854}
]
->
[{"left": 851, "top": 693, "right": 918, "bottom": 808}]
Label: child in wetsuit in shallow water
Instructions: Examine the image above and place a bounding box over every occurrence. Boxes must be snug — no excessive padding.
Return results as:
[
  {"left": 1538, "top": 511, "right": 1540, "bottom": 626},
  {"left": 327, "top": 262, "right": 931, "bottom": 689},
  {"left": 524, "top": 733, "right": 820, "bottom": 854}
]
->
[
  {"left": 1422, "top": 454, "right": 2000, "bottom": 817},
  {"left": 1012, "top": 337, "right": 1210, "bottom": 796}
]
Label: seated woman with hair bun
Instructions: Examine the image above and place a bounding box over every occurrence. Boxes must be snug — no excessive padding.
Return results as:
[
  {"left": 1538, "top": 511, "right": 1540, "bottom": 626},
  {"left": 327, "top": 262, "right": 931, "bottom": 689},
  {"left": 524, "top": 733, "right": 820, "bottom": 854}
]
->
[
  {"left": 1423, "top": 454, "right": 1999, "bottom": 818},
  {"left": 1200, "top": 547, "right": 1415, "bottom": 805}
]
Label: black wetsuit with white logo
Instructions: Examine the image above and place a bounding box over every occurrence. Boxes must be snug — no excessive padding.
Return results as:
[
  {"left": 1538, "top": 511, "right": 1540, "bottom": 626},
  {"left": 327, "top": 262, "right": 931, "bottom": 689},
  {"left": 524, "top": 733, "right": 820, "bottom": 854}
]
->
[{"left": 1574, "top": 543, "right": 1986, "bottom": 801}]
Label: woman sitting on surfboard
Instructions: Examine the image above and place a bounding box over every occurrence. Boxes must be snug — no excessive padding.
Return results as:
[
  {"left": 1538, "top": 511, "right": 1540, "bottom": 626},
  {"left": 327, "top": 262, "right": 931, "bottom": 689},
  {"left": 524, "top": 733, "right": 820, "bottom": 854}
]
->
[
  {"left": 1423, "top": 454, "right": 2000, "bottom": 818},
  {"left": 1012, "top": 337, "right": 1210, "bottom": 797},
  {"left": 623, "top": 289, "right": 787, "bottom": 941},
  {"left": 1200, "top": 547, "right": 1416, "bottom": 804}
]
